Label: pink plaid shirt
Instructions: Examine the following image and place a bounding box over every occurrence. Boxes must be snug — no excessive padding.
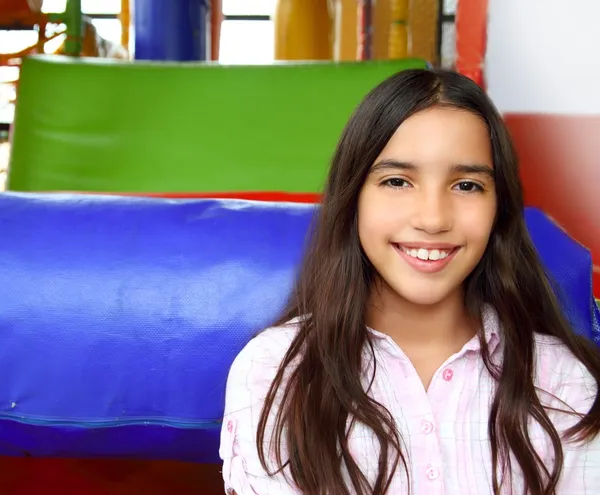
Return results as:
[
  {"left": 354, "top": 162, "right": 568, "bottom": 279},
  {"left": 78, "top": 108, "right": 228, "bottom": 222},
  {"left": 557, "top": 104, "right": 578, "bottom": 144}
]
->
[{"left": 220, "top": 308, "right": 600, "bottom": 494}]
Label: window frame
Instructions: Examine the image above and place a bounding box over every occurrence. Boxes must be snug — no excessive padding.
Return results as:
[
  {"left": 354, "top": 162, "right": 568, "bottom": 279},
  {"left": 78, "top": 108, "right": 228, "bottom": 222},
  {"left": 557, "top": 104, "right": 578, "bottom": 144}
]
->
[{"left": 436, "top": 0, "right": 456, "bottom": 67}]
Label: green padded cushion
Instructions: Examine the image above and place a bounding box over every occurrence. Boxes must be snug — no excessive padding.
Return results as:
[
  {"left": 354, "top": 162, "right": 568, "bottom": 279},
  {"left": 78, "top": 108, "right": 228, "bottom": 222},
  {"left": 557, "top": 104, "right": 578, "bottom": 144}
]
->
[{"left": 8, "top": 55, "right": 427, "bottom": 193}]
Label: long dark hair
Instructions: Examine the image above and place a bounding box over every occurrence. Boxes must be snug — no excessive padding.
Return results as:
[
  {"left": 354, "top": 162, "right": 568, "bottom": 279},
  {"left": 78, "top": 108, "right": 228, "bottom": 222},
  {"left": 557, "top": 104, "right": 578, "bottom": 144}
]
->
[{"left": 256, "top": 69, "right": 600, "bottom": 494}]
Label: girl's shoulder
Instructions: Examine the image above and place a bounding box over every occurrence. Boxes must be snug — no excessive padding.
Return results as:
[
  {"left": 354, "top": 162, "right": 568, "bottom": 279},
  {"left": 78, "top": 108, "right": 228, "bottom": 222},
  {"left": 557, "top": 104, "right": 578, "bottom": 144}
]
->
[
  {"left": 227, "top": 318, "right": 302, "bottom": 387},
  {"left": 533, "top": 332, "right": 598, "bottom": 418},
  {"left": 533, "top": 332, "right": 594, "bottom": 378},
  {"left": 220, "top": 320, "right": 304, "bottom": 492}
]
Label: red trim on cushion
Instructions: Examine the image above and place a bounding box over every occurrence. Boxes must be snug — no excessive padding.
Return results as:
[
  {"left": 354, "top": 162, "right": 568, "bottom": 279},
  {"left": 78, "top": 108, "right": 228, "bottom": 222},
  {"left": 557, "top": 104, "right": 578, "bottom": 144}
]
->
[
  {"left": 49, "top": 191, "right": 322, "bottom": 203},
  {"left": 139, "top": 192, "right": 322, "bottom": 203}
]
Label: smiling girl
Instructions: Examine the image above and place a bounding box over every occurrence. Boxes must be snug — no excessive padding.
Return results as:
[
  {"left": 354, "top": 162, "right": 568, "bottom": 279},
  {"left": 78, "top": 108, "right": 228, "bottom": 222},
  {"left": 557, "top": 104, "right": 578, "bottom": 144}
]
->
[{"left": 219, "top": 69, "right": 600, "bottom": 494}]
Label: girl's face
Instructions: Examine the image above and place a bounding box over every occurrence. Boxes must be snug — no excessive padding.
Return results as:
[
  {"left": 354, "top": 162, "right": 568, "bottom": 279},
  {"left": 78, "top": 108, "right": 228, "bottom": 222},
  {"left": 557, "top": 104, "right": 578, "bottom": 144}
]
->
[{"left": 357, "top": 106, "right": 496, "bottom": 307}]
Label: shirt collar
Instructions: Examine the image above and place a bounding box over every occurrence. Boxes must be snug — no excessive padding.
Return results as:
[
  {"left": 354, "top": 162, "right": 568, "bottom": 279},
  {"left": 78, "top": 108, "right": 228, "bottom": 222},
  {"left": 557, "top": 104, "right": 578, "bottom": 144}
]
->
[{"left": 367, "top": 304, "right": 501, "bottom": 354}]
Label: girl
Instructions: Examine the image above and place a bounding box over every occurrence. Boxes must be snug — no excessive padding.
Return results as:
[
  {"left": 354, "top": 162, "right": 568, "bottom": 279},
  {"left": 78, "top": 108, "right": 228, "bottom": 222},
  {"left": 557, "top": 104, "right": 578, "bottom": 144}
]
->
[{"left": 219, "top": 69, "right": 600, "bottom": 494}]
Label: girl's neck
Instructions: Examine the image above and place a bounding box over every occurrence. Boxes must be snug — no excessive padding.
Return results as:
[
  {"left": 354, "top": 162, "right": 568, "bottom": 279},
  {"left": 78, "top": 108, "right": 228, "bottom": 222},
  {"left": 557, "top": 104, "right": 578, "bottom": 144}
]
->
[{"left": 366, "top": 282, "right": 477, "bottom": 350}]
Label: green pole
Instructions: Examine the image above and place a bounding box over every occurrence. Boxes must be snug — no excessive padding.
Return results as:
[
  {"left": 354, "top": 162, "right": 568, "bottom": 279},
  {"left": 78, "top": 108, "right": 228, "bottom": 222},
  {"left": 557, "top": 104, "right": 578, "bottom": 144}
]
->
[{"left": 63, "top": 0, "right": 82, "bottom": 56}]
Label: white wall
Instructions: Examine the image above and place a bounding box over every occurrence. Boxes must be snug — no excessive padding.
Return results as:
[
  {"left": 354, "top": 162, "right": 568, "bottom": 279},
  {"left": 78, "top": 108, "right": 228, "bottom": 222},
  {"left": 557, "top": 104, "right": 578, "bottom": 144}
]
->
[{"left": 486, "top": 0, "right": 600, "bottom": 114}]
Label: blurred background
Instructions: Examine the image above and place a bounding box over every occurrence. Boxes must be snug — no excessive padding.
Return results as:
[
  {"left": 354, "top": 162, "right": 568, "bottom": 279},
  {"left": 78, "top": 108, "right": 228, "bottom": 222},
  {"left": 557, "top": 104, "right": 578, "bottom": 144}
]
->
[
  {"left": 0, "top": 0, "right": 598, "bottom": 494},
  {"left": 1, "top": 0, "right": 459, "bottom": 187}
]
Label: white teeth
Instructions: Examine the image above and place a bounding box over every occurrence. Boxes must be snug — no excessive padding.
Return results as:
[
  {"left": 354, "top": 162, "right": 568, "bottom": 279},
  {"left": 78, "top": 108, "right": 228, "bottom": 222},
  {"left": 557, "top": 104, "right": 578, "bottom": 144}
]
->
[
  {"left": 402, "top": 246, "right": 452, "bottom": 261},
  {"left": 417, "top": 249, "right": 429, "bottom": 260}
]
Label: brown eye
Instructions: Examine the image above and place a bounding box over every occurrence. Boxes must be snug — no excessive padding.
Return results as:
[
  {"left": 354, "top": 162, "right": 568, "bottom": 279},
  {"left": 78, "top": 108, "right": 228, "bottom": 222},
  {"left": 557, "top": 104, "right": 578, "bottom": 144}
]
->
[
  {"left": 383, "top": 178, "right": 411, "bottom": 189},
  {"left": 454, "top": 181, "right": 483, "bottom": 192}
]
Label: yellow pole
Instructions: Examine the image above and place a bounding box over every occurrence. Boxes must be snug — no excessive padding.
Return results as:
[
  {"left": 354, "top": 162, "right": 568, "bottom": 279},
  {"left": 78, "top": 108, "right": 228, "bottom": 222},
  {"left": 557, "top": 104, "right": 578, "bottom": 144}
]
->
[
  {"left": 408, "top": 0, "right": 439, "bottom": 64},
  {"left": 274, "top": 0, "right": 333, "bottom": 60},
  {"left": 388, "top": 0, "right": 409, "bottom": 59},
  {"left": 120, "top": 0, "right": 130, "bottom": 53},
  {"left": 332, "top": 0, "right": 358, "bottom": 61},
  {"left": 372, "top": 0, "right": 391, "bottom": 59}
]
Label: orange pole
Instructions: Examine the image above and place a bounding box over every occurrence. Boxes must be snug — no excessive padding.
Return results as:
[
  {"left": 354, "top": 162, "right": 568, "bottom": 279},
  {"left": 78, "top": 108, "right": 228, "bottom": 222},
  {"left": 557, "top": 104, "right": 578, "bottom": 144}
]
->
[
  {"left": 36, "top": 19, "right": 47, "bottom": 53},
  {"left": 210, "top": 0, "right": 222, "bottom": 61},
  {"left": 120, "top": 0, "right": 130, "bottom": 52}
]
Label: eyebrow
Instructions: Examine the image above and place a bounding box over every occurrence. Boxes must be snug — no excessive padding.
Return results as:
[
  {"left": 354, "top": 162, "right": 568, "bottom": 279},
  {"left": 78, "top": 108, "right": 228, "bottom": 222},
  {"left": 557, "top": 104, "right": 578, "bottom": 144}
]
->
[{"left": 370, "top": 159, "right": 494, "bottom": 179}]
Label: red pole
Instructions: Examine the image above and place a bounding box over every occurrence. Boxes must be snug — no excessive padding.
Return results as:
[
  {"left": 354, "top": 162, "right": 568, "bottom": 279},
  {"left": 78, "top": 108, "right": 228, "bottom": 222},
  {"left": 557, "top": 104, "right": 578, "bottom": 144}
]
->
[
  {"left": 455, "top": 0, "right": 488, "bottom": 88},
  {"left": 210, "top": 0, "right": 222, "bottom": 61}
]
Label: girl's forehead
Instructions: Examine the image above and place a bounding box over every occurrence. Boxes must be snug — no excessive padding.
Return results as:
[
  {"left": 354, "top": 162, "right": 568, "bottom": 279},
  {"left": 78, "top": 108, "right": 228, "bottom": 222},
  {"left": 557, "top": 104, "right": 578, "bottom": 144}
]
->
[{"left": 375, "top": 107, "right": 493, "bottom": 168}]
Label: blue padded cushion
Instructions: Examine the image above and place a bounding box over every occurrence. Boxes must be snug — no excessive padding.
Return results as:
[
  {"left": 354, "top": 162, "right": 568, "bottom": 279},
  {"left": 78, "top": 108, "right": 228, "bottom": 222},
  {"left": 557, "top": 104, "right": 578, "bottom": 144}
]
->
[{"left": 0, "top": 192, "right": 598, "bottom": 463}]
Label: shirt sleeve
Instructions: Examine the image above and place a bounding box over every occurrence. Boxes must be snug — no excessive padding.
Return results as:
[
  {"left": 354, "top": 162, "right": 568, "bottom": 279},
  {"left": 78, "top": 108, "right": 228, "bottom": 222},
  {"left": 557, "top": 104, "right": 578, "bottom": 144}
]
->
[
  {"left": 219, "top": 331, "right": 302, "bottom": 495},
  {"left": 546, "top": 346, "right": 600, "bottom": 493}
]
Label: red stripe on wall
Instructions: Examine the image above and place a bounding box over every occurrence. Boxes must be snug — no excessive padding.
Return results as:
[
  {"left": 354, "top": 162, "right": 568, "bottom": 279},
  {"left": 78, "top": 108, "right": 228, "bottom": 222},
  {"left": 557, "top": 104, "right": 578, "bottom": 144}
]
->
[{"left": 505, "top": 113, "right": 600, "bottom": 297}]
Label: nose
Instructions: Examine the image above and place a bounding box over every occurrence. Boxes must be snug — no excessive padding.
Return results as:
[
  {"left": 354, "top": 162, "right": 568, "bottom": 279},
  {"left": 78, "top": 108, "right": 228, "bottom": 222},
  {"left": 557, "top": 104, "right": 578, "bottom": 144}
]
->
[{"left": 410, "top": 189, "right": 452, "bottom": 234}]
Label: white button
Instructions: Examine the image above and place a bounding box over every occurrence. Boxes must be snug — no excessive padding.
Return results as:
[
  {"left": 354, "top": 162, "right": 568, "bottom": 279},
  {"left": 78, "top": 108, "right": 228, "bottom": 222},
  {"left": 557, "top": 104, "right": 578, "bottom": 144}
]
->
[
  {"left": 442, "top": 368, "right": 454, "bottom": 381},
  {"left": 426, "top": 466, "right": 440, "bottom": 480},
  {"left": 421, "top": 420, "right": 434, "bottom": 434}
]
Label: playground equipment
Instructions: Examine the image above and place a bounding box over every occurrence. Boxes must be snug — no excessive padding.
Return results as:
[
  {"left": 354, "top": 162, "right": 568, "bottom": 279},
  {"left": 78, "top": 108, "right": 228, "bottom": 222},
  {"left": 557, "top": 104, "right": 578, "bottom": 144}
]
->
[
  {"left": 0, "top": 0, "right": 129, "bottom": 121},
  {"left": 134, "top": 0, "right": 210, "bottom": 61},
  {"left": 323, "top": 0, "right": 440, "bottom": 63},
  {"left": 455, "top": 0, "right": 486, "bottom": 86},
  {"left": 274, "top": 0, "right": 333, "bottom": 60},
  {"left": 7, "top": 56, "right": 428, "bottom": 194},
  {"left": 210, "top": 0, "right": 222, "bottom": 61},
  {"left": 0, "top": 0, "right": 219, "bottom": 130},
  {"left": 0, "top": 2, "right": 58, "bottom": 67},
  {"left": 0, "top": 0, "right": 223, "bottom": 63},
  {"left": 388, "top": 0, "right": 410, "bottom": 59},
  {"left": 0, "top": 0, "right": 129, "bottom": 63},
  {"left": 0, "top": 192, "right": 598, "bottom": 493}
]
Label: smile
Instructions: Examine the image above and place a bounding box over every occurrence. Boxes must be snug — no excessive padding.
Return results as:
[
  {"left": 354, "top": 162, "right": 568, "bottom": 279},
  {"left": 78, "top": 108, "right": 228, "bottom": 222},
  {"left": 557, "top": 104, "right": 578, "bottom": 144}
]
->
[
  {"left": 392, "top": 243, "right": 460, "bottom": 273},
  {"left": 400, "top": 246, "right": 451, "bottom": 261}
]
